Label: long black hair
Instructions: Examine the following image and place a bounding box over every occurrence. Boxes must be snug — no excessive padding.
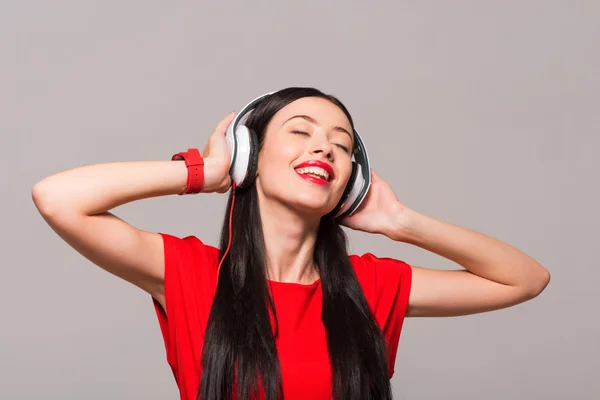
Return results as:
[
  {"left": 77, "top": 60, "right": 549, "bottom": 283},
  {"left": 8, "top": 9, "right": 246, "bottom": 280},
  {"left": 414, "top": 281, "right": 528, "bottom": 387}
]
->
[{"left": 199, "top": 87, "right": 393, "bottom": 400}]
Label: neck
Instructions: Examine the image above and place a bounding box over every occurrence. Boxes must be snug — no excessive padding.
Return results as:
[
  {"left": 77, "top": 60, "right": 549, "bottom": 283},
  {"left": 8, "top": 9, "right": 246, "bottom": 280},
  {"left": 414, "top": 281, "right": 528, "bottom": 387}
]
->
[{"left": 257, "top": 193, "right": 321, "bottom": 285}]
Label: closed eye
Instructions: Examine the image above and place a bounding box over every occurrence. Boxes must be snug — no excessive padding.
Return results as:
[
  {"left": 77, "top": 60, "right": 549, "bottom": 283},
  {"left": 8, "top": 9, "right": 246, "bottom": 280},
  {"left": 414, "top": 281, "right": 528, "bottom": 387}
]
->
[
  {"left": 292, "top": 130, "right": 350, "bottom": 153},
  {"left": 335, "top": 144, "right": 350, "bottom": 153}
]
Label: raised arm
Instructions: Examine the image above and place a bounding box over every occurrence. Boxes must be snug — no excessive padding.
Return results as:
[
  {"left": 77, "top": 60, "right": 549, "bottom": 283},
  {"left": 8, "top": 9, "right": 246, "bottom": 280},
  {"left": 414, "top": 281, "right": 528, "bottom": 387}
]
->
[
  {"left": 338, "top": 170, "right": 550, "bottom": 318},
  {"left": 31, "top": 112, "right": 235, "bottom": 311},
  {"left": 395, "top": 209, "right": 551, "bottom": 317}
]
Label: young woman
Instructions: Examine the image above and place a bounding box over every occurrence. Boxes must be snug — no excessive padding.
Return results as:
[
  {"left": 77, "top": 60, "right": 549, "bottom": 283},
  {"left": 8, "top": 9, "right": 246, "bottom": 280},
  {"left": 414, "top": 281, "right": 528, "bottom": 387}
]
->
[{"left": 32, "top": 87, "right": 550, "bottom": 400}]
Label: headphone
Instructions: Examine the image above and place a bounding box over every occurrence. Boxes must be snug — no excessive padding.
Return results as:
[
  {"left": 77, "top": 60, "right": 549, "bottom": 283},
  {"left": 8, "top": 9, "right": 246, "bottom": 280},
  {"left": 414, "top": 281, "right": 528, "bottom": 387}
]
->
[{"left": 224, "top": 91, "right": 371, "bottom": 219}]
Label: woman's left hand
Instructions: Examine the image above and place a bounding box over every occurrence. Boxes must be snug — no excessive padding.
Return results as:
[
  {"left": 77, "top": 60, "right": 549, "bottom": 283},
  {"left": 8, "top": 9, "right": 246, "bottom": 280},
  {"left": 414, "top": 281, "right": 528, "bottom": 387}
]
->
[{"left": 338, "top": 169, "right": 411, "bottom": 240}]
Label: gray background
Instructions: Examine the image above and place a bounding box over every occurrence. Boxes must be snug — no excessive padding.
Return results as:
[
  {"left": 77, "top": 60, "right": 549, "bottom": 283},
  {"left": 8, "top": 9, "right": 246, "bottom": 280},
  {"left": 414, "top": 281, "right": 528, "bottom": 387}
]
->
[{"left": 2, "top": 1, "right": 598, "bottom": 399}]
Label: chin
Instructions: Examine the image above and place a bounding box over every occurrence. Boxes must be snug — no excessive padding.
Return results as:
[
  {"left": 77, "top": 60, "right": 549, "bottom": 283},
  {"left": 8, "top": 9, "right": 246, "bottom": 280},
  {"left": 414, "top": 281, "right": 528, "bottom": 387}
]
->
[
  {"left": 258, "top": 179, "right": 339, "bottom": 216},
  {"left": 289, "top": 195, "right": 336, "bottom": 217}
]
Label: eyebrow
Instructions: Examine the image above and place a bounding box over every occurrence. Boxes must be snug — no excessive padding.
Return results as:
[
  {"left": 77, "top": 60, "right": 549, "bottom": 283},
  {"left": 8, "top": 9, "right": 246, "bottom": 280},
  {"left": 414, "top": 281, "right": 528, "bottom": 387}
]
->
[{"left": 282, "top": 115, "right": 354, "bottom": 143}]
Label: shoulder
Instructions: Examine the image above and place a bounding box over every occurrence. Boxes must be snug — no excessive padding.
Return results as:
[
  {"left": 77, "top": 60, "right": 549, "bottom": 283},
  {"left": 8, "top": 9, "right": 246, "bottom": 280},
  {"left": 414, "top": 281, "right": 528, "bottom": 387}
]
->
[
  {"left": 159, "top": 233, "right": 220, "bottom": 262},
  {"left": 349, "top": 252, "right": 412, "bottom": 282},
  {"left": 349, "top": 252, "right": 412, "bottom": 307},
  {"left": 158, "top": 233, "right": 221, "bottom": 289}
]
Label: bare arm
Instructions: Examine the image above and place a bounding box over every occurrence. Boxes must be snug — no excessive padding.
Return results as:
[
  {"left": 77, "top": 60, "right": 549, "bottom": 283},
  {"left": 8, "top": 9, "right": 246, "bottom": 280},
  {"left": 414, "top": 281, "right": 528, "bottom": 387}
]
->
[
  {"left": 389, "top": 209, "right": 551, "bottom": 317},
  {"left": 32, "top": 113, "right": 235, "bottom": 311}
]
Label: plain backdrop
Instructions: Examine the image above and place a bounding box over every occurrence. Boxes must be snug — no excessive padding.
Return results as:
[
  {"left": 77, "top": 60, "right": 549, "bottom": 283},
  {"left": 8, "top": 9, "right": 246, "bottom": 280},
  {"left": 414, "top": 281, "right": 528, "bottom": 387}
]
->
[{"left": 2, "top": 1, "right": 598, "bottom": 399}]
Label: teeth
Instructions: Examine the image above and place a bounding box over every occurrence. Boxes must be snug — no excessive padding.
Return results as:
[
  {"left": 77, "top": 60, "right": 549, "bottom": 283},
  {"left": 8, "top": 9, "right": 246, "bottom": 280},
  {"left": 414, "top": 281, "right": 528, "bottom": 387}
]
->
[{"left": 296, "top": 166, "right": 330, "bottom": 181}]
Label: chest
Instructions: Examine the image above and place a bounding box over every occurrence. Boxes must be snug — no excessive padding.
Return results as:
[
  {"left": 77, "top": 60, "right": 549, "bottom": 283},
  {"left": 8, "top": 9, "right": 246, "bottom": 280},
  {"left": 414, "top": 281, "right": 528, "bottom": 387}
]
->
[
  {"left": 184, "top": 286, "right": 334, "bottom": 399},
  {"left": 270, "top": 286, "right": 333, "bottom": 398}
]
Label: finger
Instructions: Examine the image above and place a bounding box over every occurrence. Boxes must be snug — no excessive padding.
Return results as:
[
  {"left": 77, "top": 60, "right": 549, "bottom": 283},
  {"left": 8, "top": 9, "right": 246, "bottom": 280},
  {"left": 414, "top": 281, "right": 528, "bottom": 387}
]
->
[{"left": 213, "top": 111, "right": 236, "bottom": 135}]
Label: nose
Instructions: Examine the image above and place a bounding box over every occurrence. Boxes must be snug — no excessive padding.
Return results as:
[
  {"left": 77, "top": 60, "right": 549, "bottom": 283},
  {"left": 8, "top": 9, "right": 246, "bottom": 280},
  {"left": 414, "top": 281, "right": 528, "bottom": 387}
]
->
[{"left": 308, "top": 134, "right": 334, "bottom": 161}]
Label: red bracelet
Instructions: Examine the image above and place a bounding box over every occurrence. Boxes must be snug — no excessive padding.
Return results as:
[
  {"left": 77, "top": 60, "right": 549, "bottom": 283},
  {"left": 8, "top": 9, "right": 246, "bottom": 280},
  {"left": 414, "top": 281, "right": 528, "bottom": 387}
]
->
[{"left": 171, "top": 148, "right": 204, "bottom": 195}]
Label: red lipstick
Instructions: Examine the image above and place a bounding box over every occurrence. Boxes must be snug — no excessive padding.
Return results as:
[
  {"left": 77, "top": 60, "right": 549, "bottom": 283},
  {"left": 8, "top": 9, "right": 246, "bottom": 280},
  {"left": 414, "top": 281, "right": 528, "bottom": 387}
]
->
[
  {"left": 294, "top": 160, "right": 335, "bottom": 186},
  {"left": 294, "top": 160, "right": 334, "bottom": 179}
]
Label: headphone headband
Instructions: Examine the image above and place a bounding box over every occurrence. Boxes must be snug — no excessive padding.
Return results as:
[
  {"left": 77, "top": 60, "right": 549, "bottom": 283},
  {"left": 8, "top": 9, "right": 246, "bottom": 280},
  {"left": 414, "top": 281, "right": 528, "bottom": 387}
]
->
[{"left": 230, "top": 91, "right": 275, "bottom": 132}]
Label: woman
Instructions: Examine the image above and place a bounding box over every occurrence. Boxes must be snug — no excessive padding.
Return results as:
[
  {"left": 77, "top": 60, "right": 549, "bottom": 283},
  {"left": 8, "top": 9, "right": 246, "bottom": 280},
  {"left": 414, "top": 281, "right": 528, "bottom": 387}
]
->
[{"left": 32, "top": 87, "right": 550, "bottom": 400}]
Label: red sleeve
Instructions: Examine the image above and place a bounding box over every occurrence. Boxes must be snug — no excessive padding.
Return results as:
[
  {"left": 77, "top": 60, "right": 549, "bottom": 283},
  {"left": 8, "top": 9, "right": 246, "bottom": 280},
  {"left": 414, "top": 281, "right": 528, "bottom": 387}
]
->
[
  {"left": 350, "top": 253, "right": 412, "bottom": 379},
  {"left": 151, "top": 233, "right": 220, "bottom": 394}
]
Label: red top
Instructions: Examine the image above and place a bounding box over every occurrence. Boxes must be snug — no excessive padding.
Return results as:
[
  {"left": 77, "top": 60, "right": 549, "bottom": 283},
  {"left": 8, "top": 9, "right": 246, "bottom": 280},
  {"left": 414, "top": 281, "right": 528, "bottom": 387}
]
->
[{"left": 152, "top": 233, "right": 412, "bottom": 400}]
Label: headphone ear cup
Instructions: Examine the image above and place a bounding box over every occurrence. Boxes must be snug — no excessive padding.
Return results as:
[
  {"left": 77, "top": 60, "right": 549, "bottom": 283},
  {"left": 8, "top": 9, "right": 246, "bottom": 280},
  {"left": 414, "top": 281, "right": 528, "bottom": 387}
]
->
[{"left": 237, "top": 128, "right": 259, "bottom": 189}]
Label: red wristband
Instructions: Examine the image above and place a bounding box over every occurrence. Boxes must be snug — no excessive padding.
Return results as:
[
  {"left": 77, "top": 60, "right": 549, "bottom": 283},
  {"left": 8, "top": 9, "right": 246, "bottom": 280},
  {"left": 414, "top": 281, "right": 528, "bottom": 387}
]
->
[{"left": 171, "top": 148, "right": 204, "bottom": 195}]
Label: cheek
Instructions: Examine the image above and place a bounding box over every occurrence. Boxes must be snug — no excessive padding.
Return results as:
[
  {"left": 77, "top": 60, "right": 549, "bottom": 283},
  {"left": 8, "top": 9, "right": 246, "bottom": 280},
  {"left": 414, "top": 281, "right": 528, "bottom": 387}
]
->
[
  {"left": 257, "top": 145, "right": 295, "bottom": 183},
  {"left": 259, "top": 137, "right": 299, "bottom": 168},
  {"left": 338, "top": 162, "right": 354, "bottom": 187}
]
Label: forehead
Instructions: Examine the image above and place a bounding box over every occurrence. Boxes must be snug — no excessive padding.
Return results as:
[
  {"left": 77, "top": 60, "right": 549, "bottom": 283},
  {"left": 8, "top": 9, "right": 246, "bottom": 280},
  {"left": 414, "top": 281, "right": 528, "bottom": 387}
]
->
[{"left": 268, "top": 97, "right": 353, "bottom": 131}]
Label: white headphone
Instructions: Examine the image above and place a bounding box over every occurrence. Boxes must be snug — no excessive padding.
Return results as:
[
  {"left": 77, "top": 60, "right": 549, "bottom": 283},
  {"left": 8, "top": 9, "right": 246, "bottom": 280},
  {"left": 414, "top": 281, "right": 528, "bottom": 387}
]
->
[{"left": 225, "top": 91, "right": 371, "bottom": 218}]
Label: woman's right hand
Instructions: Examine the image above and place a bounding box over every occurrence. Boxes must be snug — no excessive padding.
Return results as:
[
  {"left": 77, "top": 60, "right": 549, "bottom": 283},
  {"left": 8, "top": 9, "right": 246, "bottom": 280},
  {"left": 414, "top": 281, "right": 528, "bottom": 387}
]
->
[{"left": 200, "top": 112, "right": 236, "bottom": 193}]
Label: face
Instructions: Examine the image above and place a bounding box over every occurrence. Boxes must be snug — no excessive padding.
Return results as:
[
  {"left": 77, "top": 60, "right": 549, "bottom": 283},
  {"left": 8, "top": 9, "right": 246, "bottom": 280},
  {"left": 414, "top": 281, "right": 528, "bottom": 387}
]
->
[{"left": 255, "top": 96, "right": 355, "bottom": 217}]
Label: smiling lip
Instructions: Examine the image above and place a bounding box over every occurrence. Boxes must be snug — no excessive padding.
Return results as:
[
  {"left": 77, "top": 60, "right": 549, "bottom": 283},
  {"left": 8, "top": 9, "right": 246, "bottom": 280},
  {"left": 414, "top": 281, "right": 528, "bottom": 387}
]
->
[{"left": 294, "top": 160, "right": 335, "bottom": 180}]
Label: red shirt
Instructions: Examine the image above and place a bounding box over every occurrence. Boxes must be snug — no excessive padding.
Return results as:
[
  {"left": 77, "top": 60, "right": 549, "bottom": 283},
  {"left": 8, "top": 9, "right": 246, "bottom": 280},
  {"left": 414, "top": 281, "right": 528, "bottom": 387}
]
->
[{"left": 152, "top": 233, "right": 412, "bottom": 400}]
